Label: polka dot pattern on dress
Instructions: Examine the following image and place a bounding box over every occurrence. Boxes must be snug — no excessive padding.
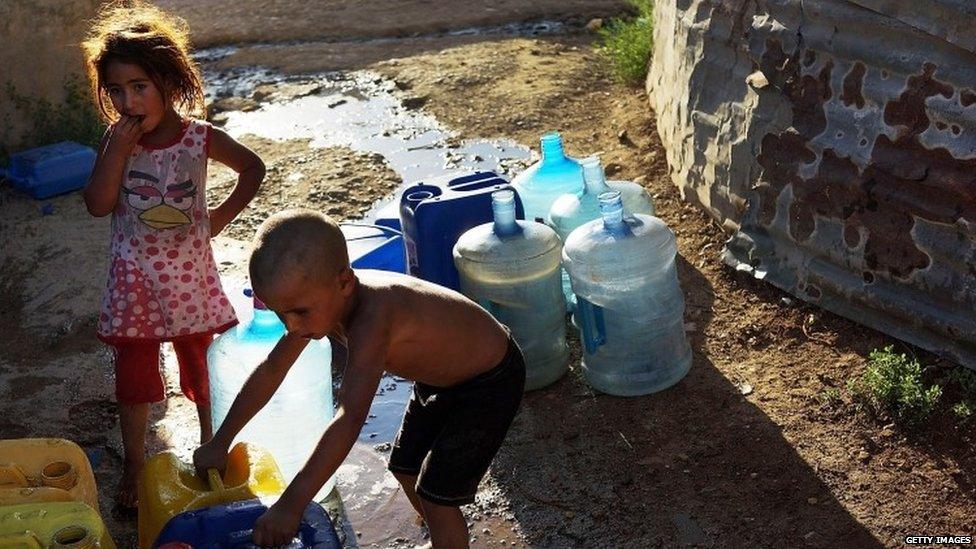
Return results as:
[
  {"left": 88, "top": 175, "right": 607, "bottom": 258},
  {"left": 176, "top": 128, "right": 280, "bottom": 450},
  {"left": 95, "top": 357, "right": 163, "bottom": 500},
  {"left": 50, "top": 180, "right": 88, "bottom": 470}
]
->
[{"left": 97, "top": 120, "right": 236, "bottom": 341}]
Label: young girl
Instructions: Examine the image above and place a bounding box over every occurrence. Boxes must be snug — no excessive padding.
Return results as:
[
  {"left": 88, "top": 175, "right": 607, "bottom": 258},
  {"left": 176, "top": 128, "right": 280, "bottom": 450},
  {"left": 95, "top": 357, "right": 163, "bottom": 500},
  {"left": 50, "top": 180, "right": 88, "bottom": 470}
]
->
[{"left": 82, "top": 2, "right": 265, "bottom": 508}]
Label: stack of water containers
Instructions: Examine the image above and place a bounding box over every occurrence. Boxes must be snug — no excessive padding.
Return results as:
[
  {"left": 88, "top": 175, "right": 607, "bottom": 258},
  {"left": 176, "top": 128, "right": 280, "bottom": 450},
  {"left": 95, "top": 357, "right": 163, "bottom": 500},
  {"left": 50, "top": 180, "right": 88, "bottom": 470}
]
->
[
  {"left": 0, "top": 438, "right": 116, "bottom": 547},
  {"left": 549, "top": 156, "right": 655, "bottom": 309},
  {"left": 452, "top": 132, "right": 692, "bottom": 396},
  {"left": 208, "top": 290, "right": 336, "bottom": 500}
]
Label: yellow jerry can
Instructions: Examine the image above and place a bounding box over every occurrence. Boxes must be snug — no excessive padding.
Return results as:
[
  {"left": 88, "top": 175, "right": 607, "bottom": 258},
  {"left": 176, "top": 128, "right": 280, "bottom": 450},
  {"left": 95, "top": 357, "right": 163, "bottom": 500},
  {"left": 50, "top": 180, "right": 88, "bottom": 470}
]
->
[
  {"left": 0, "top": 501, "right": 116, "bottom": 548},
  {"left": 0, "top": 439, "right": 99, "bottom": 512},
  {"left": 138, "top": 442, "right": 286, "bottom": 548}
]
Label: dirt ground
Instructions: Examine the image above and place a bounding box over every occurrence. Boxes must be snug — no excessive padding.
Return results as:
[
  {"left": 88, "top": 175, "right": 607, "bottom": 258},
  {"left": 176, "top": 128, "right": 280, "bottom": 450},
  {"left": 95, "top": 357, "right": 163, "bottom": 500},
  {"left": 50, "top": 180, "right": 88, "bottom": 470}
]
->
[{"left": 2, "top": 1, "right": 976, "bottom": 547}]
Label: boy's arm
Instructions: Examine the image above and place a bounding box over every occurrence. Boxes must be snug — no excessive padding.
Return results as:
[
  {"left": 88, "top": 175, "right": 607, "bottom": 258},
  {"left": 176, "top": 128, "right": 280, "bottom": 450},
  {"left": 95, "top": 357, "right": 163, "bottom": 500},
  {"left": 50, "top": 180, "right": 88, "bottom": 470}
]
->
[
  {"left": 206, "top": 127, "right": 264, "bottom": 237},
  {"left": 252, "top": 327, "right": 387, "bottom": 546},
  {"left": 193, "top": 332, "right": 309, "bottom": 474}
]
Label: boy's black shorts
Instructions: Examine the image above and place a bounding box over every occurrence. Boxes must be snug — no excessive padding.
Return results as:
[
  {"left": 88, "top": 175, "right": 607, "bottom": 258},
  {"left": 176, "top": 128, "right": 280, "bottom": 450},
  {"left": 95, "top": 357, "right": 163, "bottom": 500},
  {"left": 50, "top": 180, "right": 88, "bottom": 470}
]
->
[{"left": 388, "top": 336, "right": 525, "bottom": 506}]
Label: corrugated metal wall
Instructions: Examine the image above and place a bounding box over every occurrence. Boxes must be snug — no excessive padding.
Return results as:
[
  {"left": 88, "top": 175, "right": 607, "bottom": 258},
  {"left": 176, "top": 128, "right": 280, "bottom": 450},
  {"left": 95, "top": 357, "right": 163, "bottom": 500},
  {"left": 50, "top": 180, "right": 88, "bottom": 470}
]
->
[{"left": 648, "top": 0, "right": 976, "bottom": 366}]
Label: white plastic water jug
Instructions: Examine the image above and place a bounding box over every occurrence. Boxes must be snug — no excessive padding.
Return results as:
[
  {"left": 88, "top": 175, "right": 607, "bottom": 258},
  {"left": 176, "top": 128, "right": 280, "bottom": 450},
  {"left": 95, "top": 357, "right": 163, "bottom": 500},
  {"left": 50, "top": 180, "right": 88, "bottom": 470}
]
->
[
  {"left": 453, "top": 190, "right": 568, "bottom": 390},
  {"left": 562, "top": 191, "right": 691, "bottom": 396},
  {"left": 208, "top": 292, "right": 335, "bottom": 500}
]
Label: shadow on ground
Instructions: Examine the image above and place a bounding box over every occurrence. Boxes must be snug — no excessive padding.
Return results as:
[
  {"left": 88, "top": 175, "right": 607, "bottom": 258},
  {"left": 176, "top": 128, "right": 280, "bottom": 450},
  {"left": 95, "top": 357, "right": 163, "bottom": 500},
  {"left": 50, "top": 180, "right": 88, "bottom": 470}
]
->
[{"left": 486, "top": 257, "right": 883, "bottom": 547}]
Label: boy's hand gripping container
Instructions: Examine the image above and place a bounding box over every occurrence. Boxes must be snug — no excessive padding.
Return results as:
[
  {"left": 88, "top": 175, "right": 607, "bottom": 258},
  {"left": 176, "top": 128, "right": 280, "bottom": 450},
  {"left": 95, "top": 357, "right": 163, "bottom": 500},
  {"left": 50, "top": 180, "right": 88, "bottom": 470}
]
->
[
  {"left": 0, "top": 439, "right": 100, "bottom": 512},
  {"left": 208, "top": 292, "right": 335, "bottom": 502},
  {"left": 453, "top": 190, "right": 568, "bottom": 390},
  {"left": 562, "top": 191, "right": 692, "bottom": 396},
  {"left": 0, "top": 501, "right": 116, "bottom": 548},
  {"left": 153, "top": 497, "right": 341, "bottom": 548},
  {"left": 1, "top": 141, "right": 97, "bottom": 199},
  {"left": 138, "top": 442, "right": 286, "bottom": 549},
  {"left": 399, "top": 171, "right": 524, "bottom": 291}
]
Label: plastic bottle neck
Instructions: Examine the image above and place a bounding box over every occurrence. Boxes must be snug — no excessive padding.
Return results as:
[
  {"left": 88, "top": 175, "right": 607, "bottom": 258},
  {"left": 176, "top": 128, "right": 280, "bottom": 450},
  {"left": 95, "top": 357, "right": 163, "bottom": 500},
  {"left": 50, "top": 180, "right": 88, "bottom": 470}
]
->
[
  {"left": 492, "top": 189, "right": 521, "bottom": 237},
  {"left": 540, "top": 132, "right": 566, "bottom": 166},
  {"left": 250, "top": 306, "right": 283, "bottom": 334},
  {"left": 599, "top": 191, "right": 626, "bottom": 232},
  {"left": 581, "top": 157, "right": 611, "bottom": 196}
]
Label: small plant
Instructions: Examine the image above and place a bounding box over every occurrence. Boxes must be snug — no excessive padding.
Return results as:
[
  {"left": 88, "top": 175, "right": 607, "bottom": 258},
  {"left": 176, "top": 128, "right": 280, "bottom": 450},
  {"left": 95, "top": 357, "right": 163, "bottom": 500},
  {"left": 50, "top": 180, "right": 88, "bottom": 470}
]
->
[
  {"left": 1, "top": 78, "right": 104, "bottom": 164},
  {"left": 952, "top": 400, "right": 974, "bottom": 423},
  {"left": 598, "top": 0, "right": 655, "bottom": 86},
  {"left": 847, "top": 346, "right": 941, "bottom": 428},
  {"left": 948, "top": 367, "right": 976, "bottom": 425},
  {"left": 816, "top": 387, "right": 842, "bottom": 409}
]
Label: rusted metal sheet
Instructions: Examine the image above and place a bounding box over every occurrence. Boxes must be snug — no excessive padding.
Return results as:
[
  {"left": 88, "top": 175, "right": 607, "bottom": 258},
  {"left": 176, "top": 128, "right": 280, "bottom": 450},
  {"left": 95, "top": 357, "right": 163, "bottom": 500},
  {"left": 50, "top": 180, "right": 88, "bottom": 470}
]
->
[{"left": 648, "top": 0, "right": 976, "bottom": 366}]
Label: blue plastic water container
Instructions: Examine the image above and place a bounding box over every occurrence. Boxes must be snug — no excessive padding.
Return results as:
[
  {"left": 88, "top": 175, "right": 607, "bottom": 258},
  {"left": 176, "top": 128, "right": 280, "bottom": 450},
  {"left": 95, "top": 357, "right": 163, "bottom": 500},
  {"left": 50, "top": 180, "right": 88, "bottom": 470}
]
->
[
  {"left": 2, "top": 141, "right": 96, "bottom": 199},
  {"left": 400, "top": 171, "right": 524, "bottom": 291},
  {"left": 511, "top": 132, "right": 584, "bottom": 224},
  {"left": 153, "top": 498, "right": 341, "bottom": 548},
  {"left": 370, "top": 199, "right": 401, "bottom": 231},
  {"left": 562, "top": 191, "right": 692, "bottom": 396},
  {"left": 341, "top": 223, "right": 406, "bottom": 273}
]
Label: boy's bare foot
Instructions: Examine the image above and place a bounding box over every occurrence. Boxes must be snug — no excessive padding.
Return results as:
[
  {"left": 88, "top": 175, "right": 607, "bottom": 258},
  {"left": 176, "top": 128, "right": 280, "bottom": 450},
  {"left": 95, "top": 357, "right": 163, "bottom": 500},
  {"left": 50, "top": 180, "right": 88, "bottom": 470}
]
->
[{"left": 115, "top": 459, "right": 142, "bottom": 509}]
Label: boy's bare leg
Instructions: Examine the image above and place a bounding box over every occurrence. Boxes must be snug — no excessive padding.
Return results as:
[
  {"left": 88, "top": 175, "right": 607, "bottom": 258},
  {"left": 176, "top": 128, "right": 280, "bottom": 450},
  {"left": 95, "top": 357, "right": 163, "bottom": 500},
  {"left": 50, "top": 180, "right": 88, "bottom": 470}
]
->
[
  {"left": 197, "top": 403, "right": 213, "bottom": 443},
  {"left": 393, "top": 472, "right": 427, "bottom": 524},
  {"left": 419, "top": 499, "right": 469, "bottom": 549},
  {"left": 117, "top": 402, "right": 149, "bottom": 508}
]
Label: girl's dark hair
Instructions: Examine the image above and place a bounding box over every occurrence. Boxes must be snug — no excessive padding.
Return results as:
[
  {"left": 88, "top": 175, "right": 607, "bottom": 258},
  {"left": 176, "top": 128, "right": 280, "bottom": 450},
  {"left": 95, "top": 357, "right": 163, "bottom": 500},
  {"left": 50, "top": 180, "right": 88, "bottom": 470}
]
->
[{"left": 82, "top": 1, "right": 205, "bottom": 122}]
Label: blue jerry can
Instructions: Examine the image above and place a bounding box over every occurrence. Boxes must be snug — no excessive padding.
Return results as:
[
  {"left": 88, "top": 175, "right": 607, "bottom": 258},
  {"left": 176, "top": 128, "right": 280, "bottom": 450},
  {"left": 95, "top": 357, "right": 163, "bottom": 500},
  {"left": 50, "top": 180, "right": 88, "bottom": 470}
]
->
[
  {"left": 2, "top": 141, "right": 97, "bottom": 199},
  {"left": 341, "top": 223, "right": 406, "bottom": 273},
  {"left": 399, "top": 171, "right": 524, "bottom": 291},
  {"left": 153, "top": 498, "right": 341, "bottom": 548}
]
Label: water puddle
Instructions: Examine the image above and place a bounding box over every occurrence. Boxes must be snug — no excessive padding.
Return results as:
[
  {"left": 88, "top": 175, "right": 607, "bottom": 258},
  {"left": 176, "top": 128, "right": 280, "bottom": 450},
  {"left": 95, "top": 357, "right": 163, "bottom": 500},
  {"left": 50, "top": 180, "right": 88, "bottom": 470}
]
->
[{"left": 214, "top": 70, "right": 532, "bottom": 185}]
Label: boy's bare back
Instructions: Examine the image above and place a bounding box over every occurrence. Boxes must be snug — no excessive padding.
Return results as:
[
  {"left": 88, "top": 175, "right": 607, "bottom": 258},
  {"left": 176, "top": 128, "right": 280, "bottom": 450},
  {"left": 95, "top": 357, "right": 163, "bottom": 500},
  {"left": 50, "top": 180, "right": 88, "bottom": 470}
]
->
[{"left": 343, "top": 269, "right": 510, "bottom": 387}]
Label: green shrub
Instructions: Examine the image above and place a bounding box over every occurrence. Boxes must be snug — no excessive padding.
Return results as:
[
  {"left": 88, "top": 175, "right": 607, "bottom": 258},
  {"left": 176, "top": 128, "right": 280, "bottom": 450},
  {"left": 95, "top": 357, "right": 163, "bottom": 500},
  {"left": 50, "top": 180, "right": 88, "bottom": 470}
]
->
[
  {"left": 1, "top": 78, "right": 104, "bottom": 164},
  {"left": 598, "top": 0, "right": 655, "bottom": 86},
  {"left": 953, "top": 400, "right": 974, "bottom": 423},
  {"left": 816, "top": 387, "right": 842, "bottom": 409},
  {"left": 847, "top": 346, "right": 941, "bottom": 428},
  {"left": 948, "top": 367, "right": 976, "bottom": 424}
]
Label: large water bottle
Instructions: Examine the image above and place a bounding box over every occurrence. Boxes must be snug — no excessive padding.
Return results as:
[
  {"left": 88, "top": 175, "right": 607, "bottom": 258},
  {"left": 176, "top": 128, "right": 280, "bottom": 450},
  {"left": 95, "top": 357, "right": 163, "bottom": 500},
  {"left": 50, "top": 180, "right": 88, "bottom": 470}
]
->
[
  {"left": 208, "top": 293, "right": 335, "bottom": 500},
  {"left": 562, "top": 191, "right": 692, "bottom": 396},
  {"left": 453, "top": 190, "right": 568, "bottom": 390},
  {"left": 549, "top": 156, "right": 655, "bottom": 306},
  {"left": 511, "top": 132, "right": 584, "bottom": 224}
]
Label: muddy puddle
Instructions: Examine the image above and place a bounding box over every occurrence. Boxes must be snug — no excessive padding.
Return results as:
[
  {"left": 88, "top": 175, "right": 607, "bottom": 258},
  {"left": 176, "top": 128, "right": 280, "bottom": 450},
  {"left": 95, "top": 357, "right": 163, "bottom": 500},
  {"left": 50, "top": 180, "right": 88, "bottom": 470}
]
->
[
  {"left": 203, "top": 61, "right": 540, "bottom": 546},
  {"left": 212, "top": 70, "right": 532, "bottom": 186}
]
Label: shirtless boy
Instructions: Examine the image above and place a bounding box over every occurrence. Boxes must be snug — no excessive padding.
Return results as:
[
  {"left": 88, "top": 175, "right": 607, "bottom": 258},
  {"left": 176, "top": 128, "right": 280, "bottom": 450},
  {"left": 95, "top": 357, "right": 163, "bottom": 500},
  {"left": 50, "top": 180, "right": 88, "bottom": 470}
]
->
[{"left": 194, "top": 209, "right": 525, "bottom": 548}]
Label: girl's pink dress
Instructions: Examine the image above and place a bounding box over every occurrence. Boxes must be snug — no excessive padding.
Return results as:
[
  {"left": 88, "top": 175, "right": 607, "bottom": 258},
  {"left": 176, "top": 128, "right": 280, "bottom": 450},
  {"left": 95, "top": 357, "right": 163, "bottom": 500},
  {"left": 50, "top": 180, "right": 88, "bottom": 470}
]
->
[{"left": 97, "top": 119, "right": 237, "bottom": 343}]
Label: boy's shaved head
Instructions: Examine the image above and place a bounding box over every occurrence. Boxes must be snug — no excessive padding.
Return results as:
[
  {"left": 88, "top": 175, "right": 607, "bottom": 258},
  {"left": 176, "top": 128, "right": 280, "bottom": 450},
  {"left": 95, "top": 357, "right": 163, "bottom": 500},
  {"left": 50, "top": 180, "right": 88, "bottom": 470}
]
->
[{"left": 250, "top": 209, "right": 349, "bottom": 290}]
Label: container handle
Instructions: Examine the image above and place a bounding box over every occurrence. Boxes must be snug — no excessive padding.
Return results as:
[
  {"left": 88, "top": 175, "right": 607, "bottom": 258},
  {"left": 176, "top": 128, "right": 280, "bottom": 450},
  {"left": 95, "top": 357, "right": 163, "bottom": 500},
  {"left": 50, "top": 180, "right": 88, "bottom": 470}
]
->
[
  {"left": 207, "top": 468, "right": 226, "bottom": 493},
  {"left": 576, "top": 296, "right": 606, "bottom": 355},
  {"left": 0, "top": 463, "right": 31, "bottom": 487}
]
